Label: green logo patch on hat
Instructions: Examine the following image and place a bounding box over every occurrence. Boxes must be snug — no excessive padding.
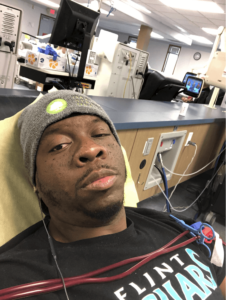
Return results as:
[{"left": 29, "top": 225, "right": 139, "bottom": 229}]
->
[{"left": 46, "top": 99, "right": 68, "bottom": 114}]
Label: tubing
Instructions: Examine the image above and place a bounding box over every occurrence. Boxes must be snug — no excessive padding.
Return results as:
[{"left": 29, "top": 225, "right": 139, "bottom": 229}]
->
[{"left": 0, "top": 231, "right": 193, "bottom": 299}]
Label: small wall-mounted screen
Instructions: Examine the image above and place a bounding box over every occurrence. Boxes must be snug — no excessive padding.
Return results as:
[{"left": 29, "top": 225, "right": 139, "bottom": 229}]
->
[
  {"left": 185, "top": 76, "right": 203, "bottom": 97},
  {"left": 183, "top": 72, "right": 197, "bottom": 84},
  {"left": 186, "top": 78, "right": 202, "bottom": 95}
]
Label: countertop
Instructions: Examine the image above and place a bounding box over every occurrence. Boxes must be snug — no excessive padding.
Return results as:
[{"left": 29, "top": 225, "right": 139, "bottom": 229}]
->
[{"left": 0, "top": 89, "right": 225, "bottom": 130}]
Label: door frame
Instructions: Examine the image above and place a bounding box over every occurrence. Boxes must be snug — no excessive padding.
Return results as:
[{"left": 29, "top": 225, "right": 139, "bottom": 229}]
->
[
  {"left": 37, "top": 14, "right": 56, "bottom": 36},
  {"left": 161, "top": 44, "right": 181, "bottom": 75}
]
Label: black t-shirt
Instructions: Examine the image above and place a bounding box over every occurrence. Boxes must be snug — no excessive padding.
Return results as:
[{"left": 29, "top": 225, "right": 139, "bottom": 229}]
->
[
  {"left": 193, "top": 87, "right": 211, "bottom": 104},
  {"left": 205, "top": 88, "right": 225, "bottom": 106},
  {"left": 0, "top": 207, "right": 225, "bottom": 300}
]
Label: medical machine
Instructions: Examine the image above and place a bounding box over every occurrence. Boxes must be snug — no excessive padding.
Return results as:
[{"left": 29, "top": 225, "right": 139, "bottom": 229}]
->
[
  {"left": 192, "top": 26, "right": 226, "bottom": 109},
  {"left": 184, "top": 76, "right": 204, "bottom": 98},
  {"left": 182, "top": 72, "right": 197, "bottom": 85},
  {"left": 87, "top": 42, "right": 149, "bottom": 99},
  {"left": 0, "top": 4, "right": 22, "bottom": 89},
  {"left": 49, "top": 0, "right": 99, "bottom": 81},
  {"left": 15, "top": 33, "right": 40, "bottom": 85}
]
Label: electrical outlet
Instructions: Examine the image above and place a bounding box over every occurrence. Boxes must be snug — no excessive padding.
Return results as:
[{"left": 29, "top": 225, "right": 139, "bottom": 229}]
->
[
  {"left": 185, "top": 132, "right": 193, "bottom": 146},
  {"left": 143, "top": 138, "right": 154, "bottom": 156}
]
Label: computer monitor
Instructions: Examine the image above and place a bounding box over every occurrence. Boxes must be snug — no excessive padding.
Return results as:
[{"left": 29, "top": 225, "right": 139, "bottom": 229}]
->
[
  {"left": 183, "top": 72, "right": 197, "bottom": 84},
  {"left": 184, "top": 76, "right": 204, "bottom": 98},
  {"left": 49, "top": 0, "right": 99, "bottom": 79}
]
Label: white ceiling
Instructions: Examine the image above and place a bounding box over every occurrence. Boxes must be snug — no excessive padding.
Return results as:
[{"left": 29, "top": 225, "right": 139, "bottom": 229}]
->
[
  {"left": 130, "top": 0, "right": 225, "bottom": 45},
  {"left": 30, "top": 0, "right": 226, "bottom": 47}
]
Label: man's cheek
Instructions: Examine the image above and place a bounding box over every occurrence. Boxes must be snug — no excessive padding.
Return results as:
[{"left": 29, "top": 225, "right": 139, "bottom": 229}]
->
[{"left": 40, "top": 164, "right": 65, "bottom": 188}]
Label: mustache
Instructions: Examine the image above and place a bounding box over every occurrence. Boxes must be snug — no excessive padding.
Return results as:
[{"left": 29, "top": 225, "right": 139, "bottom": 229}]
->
[{"left": 76, "top": 164, "right": 120, "bottom": 187}]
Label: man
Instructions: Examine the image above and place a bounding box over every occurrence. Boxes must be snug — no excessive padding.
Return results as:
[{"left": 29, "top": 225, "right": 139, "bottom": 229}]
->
[
  {"left": 182, "top": 86, "right": 225, "bottom": 105},
  {"left": 0, "top": 90, "right": 225, "bottom": 300},
  {"left": 205, "top": 88, "right": 225, "bottom": 106}
]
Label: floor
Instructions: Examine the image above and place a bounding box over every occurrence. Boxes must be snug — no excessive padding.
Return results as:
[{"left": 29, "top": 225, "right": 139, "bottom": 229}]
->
[{"left": 138, "top": 169, "right": 226, "bottom": 240}]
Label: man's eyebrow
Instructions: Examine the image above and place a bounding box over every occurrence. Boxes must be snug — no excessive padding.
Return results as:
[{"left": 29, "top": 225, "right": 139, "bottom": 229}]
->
[
  {"left": 91, "top": 118, "right": 103, "bottom": 124},
  {"left": 41, "top": 127, "right": 63, "bottom": 142},
  {"left": 41, "top": 118, "right": 105, "bottom": 142}
]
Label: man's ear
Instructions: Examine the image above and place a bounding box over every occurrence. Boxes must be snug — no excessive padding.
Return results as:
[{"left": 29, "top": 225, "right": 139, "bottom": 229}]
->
[
  {"left": 40, "top": 199, "right": 50, "bottom": 216},
  {"left": 35, "top": 187, "right": 50, "bottom": 216}
]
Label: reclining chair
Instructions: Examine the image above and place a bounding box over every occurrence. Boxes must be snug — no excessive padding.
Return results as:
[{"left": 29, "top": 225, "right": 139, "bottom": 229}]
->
[{"left": 139, "top": 71, "right": 184, "bottom": 101}]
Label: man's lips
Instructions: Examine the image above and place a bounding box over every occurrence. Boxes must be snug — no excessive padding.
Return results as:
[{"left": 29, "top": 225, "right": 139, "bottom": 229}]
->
[
  {"left": 81, "top": 170, "right": 118, "bottom": 191},
  {"left": 85, "top": 175, "right": 117, "bottom": 190}
]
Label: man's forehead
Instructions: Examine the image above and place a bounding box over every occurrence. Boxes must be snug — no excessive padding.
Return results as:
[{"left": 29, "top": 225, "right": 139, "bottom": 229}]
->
[
  {"left": 50, "top": 114, "right": 106, "bottom": 128},
  {"left": 42, "top": 114, "right": 107, "bottom": 139}
]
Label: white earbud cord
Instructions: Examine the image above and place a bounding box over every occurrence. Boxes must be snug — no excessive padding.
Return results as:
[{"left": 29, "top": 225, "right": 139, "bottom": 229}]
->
[{"left": 37, "top": 198, "right": 70, "bottom": 300}]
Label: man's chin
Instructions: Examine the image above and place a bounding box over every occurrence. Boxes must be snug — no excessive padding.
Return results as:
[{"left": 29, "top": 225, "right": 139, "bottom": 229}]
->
[{"left": 81, "top": 199, "right": 124, "bottom": 224}]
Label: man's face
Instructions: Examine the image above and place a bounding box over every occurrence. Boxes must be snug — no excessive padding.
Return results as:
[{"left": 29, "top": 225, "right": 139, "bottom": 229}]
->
[{"left": 36, "top": 114, "right": 126, "bottom": 227}]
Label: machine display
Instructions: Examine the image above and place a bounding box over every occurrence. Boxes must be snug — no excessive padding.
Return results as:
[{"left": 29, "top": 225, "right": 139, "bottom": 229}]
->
[
  {"left": 182, "top": 72, "right": 197, "bottom": 84},
  {"left": 49, "top": 0, "right": 99, "bottom": 79},
  {"left": 184, "top": 76, "right": 203, "bottom": 98},
  {"left": 0, "top": 4, "right": 22, "bottom": 89}
]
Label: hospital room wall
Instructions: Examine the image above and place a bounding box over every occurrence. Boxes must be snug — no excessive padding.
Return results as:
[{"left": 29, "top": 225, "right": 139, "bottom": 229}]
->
[
  {"left": 2, "top": 0, "right": 212, "bottom": 81},
  {"left": 96, "top": 27, "right": 212, "bottom": 80},
  {"left": 147, "top": 40, "right": 211, "bottom": 80},
  {"left": 173, "top": 46, "right": 211, "bottom": 79},
  {"left": 1, "top": 0, "right": 54, "bottom": 37}
]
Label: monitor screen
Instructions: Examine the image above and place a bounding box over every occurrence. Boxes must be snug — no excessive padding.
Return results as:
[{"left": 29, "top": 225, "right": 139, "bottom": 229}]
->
[
  {"left": 183, "top": 72, "right": 197, "bottom": 84},
  {"left": 49, "top": 0, "right": 99, "bottom": 79},
  {"left": 49, "top": 0, "right": 99, "bottom": 51},
  {"left": 185, "top": 76, "right": 203, "bottom": 98}
]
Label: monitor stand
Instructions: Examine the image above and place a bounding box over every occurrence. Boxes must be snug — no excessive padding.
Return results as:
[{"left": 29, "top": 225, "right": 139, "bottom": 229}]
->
[{"left": 77, "top": 34, "right": 90, "bottom": 80}]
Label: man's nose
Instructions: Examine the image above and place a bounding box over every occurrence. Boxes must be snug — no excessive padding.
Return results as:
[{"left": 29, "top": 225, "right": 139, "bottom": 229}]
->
[{"left": 74, "top": 138, "right": 108, "bottom": 167}]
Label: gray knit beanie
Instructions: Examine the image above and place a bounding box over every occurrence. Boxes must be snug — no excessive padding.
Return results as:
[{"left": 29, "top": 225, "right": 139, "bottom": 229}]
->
[{"left": 18, "top": 90, "right": 120, "bottom": 187}]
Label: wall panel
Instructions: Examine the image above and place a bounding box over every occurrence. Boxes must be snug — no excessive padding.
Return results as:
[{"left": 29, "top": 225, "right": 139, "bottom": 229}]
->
[{"left": 127, "top": 122, "right": 225, "bottom": 201}]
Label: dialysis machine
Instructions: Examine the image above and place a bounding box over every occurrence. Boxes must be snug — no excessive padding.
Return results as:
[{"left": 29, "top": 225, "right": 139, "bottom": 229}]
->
[
  {"left": 87, "top": 42, "right": 149, "bottom": 99},
  {"left": 0, "top": 4, "right": 22, "bottom": 89},
  {"left": 192, "top": 26, "right": 226, "bottom": 108}
]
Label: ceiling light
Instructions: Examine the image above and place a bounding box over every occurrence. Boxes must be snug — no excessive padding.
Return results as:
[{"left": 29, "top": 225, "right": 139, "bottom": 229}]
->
[
  {"left": 202, "top": 28, "right": 219, "bottom": 35},
  {"left": 173, "top": 33, "right": 192, "bottom": 45},
  {"left": 81, "top": 2, "right": 114, "bottom": 15},
  {"left": 160, "top": 0, "right": 224, "bottom": 13},
  {"left": 151, "top": 32, "right": 164, "bottom": 39},
  {"left": 175, "top": 26, "right": 186, "bottom": 32},
  {"left": 190, "top": 35, "right": 213, "bottom": 44},
  {"left": 129, "top": 1, "right": 151, "bottom": 13},
  {"left": 36, "top": 0, "right": 59, "bottom": 8}
]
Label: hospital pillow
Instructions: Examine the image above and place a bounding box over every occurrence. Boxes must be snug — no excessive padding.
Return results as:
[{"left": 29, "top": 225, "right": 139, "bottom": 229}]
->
[{"left": 0, "top": 90, "right": 138, "bottom": 247}]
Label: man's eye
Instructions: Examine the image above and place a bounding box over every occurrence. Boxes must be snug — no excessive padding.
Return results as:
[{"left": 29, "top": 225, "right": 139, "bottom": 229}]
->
[
  {"left": 51, "top": 144, "right": 68, "bottom": 152},
  {"left": 93, "top": 134, "right": 111, "bottom": 138}
]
